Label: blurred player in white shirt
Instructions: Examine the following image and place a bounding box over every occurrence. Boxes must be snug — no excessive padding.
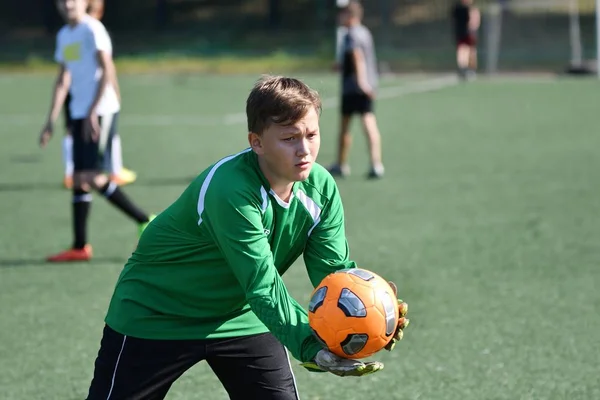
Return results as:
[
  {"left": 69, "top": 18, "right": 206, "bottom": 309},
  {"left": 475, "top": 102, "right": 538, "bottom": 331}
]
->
[
  {"left": 38, "top": 0, "right": 153, "bottom": 262},
  {"left": 60, "top": 0, "right": 137, "bottom": 189}
]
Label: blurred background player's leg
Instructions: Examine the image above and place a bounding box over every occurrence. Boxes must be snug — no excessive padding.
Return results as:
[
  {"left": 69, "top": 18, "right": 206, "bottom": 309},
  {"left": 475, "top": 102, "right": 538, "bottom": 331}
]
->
[
  {"left": 456, "top": 41, "right": 472, "bottom": 79},
  {"left": 456, "top": 34, "right": 477, "bottom": 80},
  {"left": 459, "top": 27, "right": 479, "bottom": 81},
  {"left": 62, "top": 92, "right": 74, "bottom": 189},
  {"left": 360, "top": 111, "right": 384, "bottom": 179},
  {"left": 107, "top": 134, "right": 137, "bottom": 186},
  {"left": 468, "top": 40, "right": 478, "bottom": 74},
  {"left": 47, "top": 113, "right": 153, "bottom": 263},
  {"left": 329, "top": 113, "right": 353, "bottom": 177},
  {"left": 330, "top": 95, "right": 383, "bottom": 179},
  {"left": 62, "top": 136, "right": 74, "bottom": 188}
]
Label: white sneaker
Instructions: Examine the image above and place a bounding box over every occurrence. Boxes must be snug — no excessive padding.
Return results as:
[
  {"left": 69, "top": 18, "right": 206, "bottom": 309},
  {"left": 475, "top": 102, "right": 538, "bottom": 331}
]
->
[
  {"left": 368, "top": 164, "right": 385, "bottom": 179},
  {"left": 328, "top": 164, "right": 351, "bottom": 178}
]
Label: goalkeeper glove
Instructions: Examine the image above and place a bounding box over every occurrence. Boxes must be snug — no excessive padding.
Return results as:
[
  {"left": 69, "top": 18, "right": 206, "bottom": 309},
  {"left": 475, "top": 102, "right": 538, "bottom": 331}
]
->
[
  {"left": 300, "top": 349, "right": 384, "bottom": 377},
  {"left": 384, "top": 281, "right": 410, "bottom": 352}
]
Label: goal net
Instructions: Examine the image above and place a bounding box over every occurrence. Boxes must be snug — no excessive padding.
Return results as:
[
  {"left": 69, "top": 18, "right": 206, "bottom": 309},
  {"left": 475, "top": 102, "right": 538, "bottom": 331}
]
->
[{"left": 482, "top": 0, "right": 597, "bottom": 74}]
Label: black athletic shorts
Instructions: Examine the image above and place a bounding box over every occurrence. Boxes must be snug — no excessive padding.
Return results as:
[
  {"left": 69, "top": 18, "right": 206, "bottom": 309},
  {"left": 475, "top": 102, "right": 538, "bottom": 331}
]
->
[
  {"left": 341, "top": 92, "right": 373, "bottom": 115},
  {"left": 86, "top": 325, "right": 300, "bottom": 400},
  {"left": 64, "top": 92, "right": 73, "bottom": 131},
  {"left": 72, "top": 112, "right": 118, "bottom": 172}
]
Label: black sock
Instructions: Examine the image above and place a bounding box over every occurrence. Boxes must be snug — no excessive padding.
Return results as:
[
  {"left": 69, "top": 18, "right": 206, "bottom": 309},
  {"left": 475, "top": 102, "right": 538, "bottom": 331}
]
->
[
  {"left": 99, "top": 181, "right": 149, "bottom": 223},
  {"left": 73, "top": 189, "right": 91, "bottom": 249}
]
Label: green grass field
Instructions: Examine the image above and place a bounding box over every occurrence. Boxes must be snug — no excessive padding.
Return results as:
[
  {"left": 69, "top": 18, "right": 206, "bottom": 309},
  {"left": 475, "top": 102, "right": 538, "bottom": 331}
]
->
[{"left": 1, "top": 73, "right": 600, "bottom": 399}]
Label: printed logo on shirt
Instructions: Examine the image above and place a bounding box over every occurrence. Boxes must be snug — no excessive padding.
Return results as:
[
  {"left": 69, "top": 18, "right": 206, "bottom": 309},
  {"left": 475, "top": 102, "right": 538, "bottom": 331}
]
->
[
  {"left": 264, "top": 229, "right": 270, "bottom": 235},
  {"left": 63, "top": 42, "right": 82, "bottom": 61}
]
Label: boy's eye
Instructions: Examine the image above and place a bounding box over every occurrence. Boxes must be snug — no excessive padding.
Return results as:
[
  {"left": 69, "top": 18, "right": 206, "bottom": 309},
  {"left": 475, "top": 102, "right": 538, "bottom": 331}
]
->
[{"left": 283, "top": 137, "right": 295, "bottom": 142}]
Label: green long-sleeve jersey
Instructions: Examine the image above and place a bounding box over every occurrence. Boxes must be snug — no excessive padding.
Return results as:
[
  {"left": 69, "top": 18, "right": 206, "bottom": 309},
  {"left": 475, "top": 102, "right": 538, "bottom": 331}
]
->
[{"left": 104, "top": 148, "right": 357, "bottom": 363}]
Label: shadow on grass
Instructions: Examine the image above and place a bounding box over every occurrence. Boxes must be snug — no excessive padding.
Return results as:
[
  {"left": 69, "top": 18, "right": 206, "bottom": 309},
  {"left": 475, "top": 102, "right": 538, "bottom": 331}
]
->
[
  {"left": 0, "top": 182, "right": 65, "bottom": 192},
  {"left": 0, "top": 257, "right": 126, "bottom": 268},
  {"left": 0, "top": 176, "right": 195, "bottom": 192},
  {"left": 9, "top": 154, "right": 44, "bottom": 164},
  {"left": 133, "top": 176, "right": 195, "bottom": 187}
]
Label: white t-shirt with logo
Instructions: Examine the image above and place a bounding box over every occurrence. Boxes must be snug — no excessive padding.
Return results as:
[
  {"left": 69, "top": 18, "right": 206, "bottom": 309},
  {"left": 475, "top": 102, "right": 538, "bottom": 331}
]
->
[{"left": 55, "top": 15, "right": 120, "bottom": 119}]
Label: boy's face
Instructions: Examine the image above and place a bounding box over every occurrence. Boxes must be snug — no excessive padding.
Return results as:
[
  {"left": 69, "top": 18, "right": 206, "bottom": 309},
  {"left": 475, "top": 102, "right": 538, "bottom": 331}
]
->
[
  {"left": 250, "top": 106, "right": 321, "bottom": 185},
  {"left": 338, "top": 10, "right": 351, "bottom": 27},
  {"left": 87, "top": 0, "right": 105, "bottom": 19},
  {"left": 56, "top": 0, "right": 88, "bottom": 22}
]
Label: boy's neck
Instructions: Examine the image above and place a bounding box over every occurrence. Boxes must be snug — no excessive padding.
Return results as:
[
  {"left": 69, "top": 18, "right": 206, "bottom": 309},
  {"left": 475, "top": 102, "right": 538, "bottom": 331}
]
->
[
  {"left": 68, "top": 15, "right": 86, "bottom": 27},
  {"left": 270, "top": 183, "right": 294, "bottom": 203},
  {"left": 257, "top": 156, "right": 294, "bottom": 202}
]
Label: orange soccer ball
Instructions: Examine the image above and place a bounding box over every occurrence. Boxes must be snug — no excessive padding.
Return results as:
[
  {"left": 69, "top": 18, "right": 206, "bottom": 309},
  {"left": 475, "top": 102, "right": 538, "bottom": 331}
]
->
[{"left": 308, "top": 268, "right": 399, "bottom": 359}]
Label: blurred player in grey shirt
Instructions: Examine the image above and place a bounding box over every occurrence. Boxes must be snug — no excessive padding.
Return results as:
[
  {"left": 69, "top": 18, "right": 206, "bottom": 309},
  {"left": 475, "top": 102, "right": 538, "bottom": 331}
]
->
[{"left": 329, "top": 0, "right": 384, "bottom": 179}]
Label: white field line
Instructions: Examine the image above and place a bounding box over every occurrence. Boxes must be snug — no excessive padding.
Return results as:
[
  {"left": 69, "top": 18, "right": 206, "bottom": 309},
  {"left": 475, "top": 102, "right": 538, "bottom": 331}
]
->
[{"left": 0, "top": 75, "right": 459, "bottom": 128}]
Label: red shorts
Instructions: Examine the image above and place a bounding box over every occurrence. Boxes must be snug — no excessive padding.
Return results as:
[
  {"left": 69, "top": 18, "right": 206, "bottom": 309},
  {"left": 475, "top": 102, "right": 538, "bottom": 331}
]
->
[{"left": 457, "top": 34, "right": 477, "bottom": 47}]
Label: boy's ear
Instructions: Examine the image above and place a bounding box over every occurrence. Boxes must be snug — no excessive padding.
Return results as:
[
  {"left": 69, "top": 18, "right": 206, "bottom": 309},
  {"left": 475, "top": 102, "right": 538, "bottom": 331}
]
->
[{"left": 248, "top": 132, "right": 264, "bottom": 155}]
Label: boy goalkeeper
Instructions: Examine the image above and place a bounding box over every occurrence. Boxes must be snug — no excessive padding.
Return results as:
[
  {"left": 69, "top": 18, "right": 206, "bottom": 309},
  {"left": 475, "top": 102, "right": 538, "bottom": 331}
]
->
[{"left": 86, "top": 75, "right": 409, "bottom": 399}]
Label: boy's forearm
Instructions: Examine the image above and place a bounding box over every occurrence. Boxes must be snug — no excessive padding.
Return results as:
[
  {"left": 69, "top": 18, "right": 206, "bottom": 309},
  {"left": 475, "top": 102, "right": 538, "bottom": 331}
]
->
[
  {"left": 88, "top": 68, "right": 109, "bottom": 116},
  {"left": 111, "top": 67, "right": 121, "bottom": 102},
  {"left": 353, "top": 51, "right": 370, "bottom": 92},
  {"left": 357, "top": 67, "right": 370, "bottom": 90},
  {"left": 46, "top": 70, "right": 70, "bottom": 125},
  {"left": 246, "top": 283, "right": 322, "bottom": 362}
]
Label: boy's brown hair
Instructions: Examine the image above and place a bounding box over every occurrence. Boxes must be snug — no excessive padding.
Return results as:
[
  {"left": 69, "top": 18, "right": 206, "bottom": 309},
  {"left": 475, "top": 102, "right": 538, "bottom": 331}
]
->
[{"left": 246, "top": 75, "right": 322, "bottom": 135}]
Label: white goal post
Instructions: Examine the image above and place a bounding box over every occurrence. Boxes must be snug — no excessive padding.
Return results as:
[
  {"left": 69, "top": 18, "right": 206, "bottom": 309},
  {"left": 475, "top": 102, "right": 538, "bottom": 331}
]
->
[
  {"left": 482, "top": 0, "right": 597, "bottom": 75},
  {"left": 597, "top": 0, "right": 600, "bottom": 77}
]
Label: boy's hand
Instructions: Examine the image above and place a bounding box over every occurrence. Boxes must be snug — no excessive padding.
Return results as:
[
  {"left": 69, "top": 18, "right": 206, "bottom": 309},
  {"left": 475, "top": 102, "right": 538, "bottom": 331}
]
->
[
  {"left": 359, "top": 83, "right": 374, "bottom": 99},
  {"left": 384, "top": 281, "right": 410, "bottom": 352},
  {"left": 85, "top": 112, "right": 100, "bottom": 142},
  {"left": 39, "top": 121, "right": 54, "bottom": 148},
  {"left": 300, "top": 349, "right": 384, "bottom": 377}
]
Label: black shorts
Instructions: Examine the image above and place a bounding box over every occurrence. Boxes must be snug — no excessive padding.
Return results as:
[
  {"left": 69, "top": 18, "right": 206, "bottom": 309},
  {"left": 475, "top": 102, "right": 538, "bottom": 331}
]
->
[
  {"left": 72, "top": 112, "right": 118, "bottom": 172},
  {"left": 86, "top": 325, "right": 300, "bottom": 400},
  {"left": 64, "top": 92, "right": 73, "bottom": 131},
  {"left": 341, "top": 93, "right": 373, "bottom": 115}
]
